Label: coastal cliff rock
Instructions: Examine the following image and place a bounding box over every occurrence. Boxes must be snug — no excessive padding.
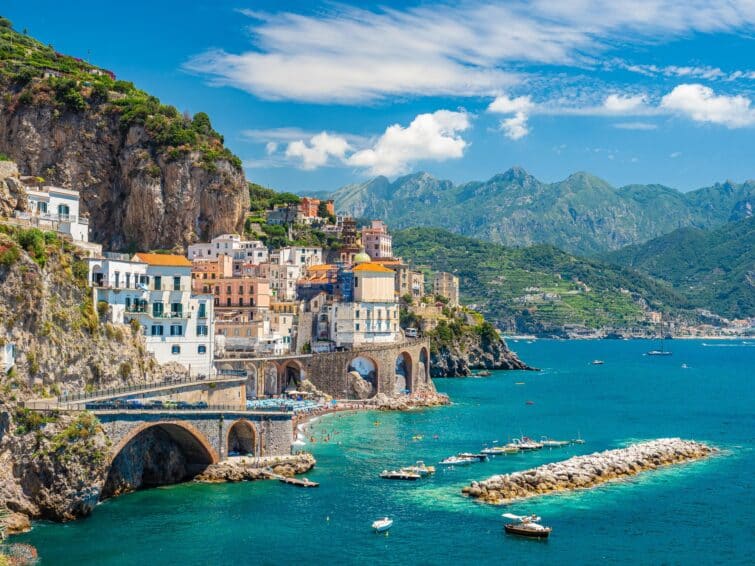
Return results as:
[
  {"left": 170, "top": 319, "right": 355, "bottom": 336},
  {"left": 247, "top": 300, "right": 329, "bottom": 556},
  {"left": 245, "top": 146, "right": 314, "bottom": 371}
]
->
[
  {"left": 0, "top": 160, "right": 26, "bottom": 218},
  {"left": 0, "top": 96, "right": 248, "bottom": 251},
  {"left": 462, "top": 438, "right": 716, "bottom": 505},
  {"left": 195, "top": 453, "right": 316, "bottom": 483},
  {"left": 430, "top": 332, "right": 532, "bottom": 377}
]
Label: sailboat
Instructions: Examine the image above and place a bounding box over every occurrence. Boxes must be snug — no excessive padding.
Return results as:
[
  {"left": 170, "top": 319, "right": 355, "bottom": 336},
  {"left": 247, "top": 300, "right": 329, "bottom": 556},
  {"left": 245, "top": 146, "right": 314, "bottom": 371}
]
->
[{"left": 646, "top": 321, "right": 672, "bottom": 356}]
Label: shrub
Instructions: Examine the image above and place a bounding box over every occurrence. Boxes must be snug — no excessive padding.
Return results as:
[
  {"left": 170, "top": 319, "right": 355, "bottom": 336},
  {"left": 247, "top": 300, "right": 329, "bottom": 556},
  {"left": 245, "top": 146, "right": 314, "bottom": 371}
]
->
[
  {"left": 118, "top": 362, "right": 132, "bottom": 379},
  {"left": 71, "top": 258, "right": 89, "bottom": 283},
  {"left": 15, "top": 407, "right": 59, "bottom": 435},
  {"left": 129, "top": 318, "right": 140, "bottom": 335},
  {"left": 97, "top": 301, "right": 109, "bottom": 318},
  {"left": 0, "top": 243, "right": 20, "bottom": 267}
]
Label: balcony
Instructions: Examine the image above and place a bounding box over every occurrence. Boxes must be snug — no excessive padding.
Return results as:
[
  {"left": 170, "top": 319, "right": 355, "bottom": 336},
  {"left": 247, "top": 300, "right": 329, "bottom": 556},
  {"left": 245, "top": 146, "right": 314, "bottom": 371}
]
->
[{"left": 14, "top": 210, "right": 88, "bottom": 225}]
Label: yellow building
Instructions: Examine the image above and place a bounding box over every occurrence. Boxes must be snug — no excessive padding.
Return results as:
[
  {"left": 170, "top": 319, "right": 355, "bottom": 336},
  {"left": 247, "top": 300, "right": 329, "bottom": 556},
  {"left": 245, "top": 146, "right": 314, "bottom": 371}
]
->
[{"left": 354, "top": 262, "right": 396, "bottom": 302}]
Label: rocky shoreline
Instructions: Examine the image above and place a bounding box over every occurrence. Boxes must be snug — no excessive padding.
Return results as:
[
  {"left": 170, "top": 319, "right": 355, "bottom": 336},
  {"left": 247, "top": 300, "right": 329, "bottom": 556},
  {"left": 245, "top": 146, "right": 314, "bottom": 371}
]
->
[
  {"left": 195, "top": 453, "right": 316, "bottom": 483},
  {"left": 462, "top": 438, "right": 716, "bottom": 505}
]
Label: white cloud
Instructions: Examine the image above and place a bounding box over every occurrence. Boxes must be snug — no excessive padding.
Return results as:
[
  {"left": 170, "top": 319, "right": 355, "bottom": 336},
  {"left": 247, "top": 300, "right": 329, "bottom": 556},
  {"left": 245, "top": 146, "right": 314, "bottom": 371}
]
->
[
  {"left": 285, "top": 132, "right": 351, "bottom": 169},
  {"left": 613, "top": 122, "right": 658, "bottom": 130},
  {"left": 670, "top": 151, "right": 682, "bottom": 158},
  {"left": 603, "top": 94, "right": 647, "bottom": 113},
  {"left": 500, "top": 112, "right": 530, "bottom": 140},
  {"left": 347, "top": 110, "right": 471, "bottom": 175},
  {"left": 265, "top": 142, "right": 278, "bottom": 155},
  {"left": 280, "top": 110, "right": 471, "bottom": 174},
  {"left": 660, "top": 84, "right": 755, "bottom": 127},
  {"left": 488, "top": 95, "right": 534, "bottom": 114},
  {"left": 185, "top": 1, "right": 755, "bottom": 103}
]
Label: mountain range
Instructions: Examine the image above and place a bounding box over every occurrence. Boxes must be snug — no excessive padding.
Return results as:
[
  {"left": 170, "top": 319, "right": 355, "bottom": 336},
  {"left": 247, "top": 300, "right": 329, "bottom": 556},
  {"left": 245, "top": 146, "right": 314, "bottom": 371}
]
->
[{"left": 330, "top": 168, "right": 754, "bottom": 256}]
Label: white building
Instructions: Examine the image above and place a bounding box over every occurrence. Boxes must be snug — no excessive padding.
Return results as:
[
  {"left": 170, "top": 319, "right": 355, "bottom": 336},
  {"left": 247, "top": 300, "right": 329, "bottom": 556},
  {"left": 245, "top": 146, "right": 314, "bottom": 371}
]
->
[
  {"left": 14, "top": 185, "right": 100, "bottom": 254},
  {"left": 188, "top": 234, "right": 268, "bottom": 264},
  {"left": 327, "top": 302, "right": 399, "bottom": 347},
  {"left": 269, "top": 263, "right": 302, "bottom": 301},
  {"left": 272, "top": 246, "right": 323, "bottom": 268},
  {"left": 88, "top": 253, "right": 215, "bottom": 377},
  {"left": 1, "top": 342, "right": 16, "bottom": 374}
]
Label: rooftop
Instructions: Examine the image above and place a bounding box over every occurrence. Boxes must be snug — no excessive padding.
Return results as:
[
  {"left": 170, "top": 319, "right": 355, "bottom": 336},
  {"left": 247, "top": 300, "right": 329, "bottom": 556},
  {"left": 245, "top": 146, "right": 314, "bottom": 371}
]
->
[
  {"left": 133, "top": 253, "right": 192, "bottom": 267},
  {"left": 353, "top": 262, "right": 395, "bottom": 273}
]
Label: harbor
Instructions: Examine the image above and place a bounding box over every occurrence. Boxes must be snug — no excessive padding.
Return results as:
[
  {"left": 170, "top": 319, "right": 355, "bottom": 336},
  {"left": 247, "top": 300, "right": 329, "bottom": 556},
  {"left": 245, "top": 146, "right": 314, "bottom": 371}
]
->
[{"left": 13, "top": 339, "right": 753, "bottom": 564}]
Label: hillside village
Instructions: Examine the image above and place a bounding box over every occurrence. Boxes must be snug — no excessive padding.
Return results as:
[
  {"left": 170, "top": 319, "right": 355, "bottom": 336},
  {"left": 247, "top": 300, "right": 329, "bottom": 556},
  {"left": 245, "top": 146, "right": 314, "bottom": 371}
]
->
[{"left": 0, "top": 163, "right": 481, "bottom": 384}]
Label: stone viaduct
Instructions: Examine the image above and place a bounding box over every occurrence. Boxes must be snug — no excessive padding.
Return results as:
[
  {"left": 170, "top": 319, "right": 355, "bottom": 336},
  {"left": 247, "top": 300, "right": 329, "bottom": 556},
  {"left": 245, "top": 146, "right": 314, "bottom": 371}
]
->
[{"left": 216, "top": 339, "right": 432, "bottom": 400}]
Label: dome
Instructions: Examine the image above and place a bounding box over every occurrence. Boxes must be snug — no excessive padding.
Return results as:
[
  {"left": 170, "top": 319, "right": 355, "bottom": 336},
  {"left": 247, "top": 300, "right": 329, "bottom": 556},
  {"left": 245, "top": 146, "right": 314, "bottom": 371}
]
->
[{"left": 353, "top": 249, "right": 372, "bottom": 264}]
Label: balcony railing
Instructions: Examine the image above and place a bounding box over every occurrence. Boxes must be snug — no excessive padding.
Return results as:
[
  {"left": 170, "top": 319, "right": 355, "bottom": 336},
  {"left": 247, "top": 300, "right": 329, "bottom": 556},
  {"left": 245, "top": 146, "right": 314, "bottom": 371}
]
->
[{"left": 14, "top": 210, "right": 88, "bottom": 225}]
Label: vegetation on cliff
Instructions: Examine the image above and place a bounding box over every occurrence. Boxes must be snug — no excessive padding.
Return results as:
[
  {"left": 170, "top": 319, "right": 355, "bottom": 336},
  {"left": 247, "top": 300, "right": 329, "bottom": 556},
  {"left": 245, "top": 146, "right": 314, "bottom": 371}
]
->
[
  {"left": 394, "top": 227, "right": 693, "bottom": 334},
  {"left": 0, "top": 19, "right": 249, "bottom": 250}
]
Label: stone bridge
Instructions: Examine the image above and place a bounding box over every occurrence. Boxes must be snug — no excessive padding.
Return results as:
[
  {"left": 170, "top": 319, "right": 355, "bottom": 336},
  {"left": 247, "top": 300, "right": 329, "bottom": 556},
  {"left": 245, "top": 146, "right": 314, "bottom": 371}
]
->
[
  {"left": 93, "top": 408, "right": 294, "bottom": 500},
  {"left": 216, "top": 339, "right": 432, "bottom": 400}
]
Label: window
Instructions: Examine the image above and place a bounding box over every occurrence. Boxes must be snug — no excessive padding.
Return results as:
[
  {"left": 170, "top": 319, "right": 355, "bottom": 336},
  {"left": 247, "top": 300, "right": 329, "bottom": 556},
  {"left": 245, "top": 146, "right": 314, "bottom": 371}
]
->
[
  {"left": 239, "top": 285, "right": 244, "bottom": 294},
  {"left": 173, "top": 276, "right": 181, "bottom": 291},
  {"left": 57, "top": 204, "right": 70, "bottom": 217},
  {"left": 114, "top": 272, "right": 120, "bottom": 287},
  {"left": 238, "top": 297, "right": 244, "bottom": 307},
  {"left": 198, "top": 303, "right": 207, "bottom": 318},
  {"left": 171, "top": 302, "right": 182, "bottom": 317},
  {"left": 356, "top": 323, "right": 360, "bottom": 331},
  {"left": 125, "top": 273, "right": 131, "bottom": 288},
  {"left": 226, "top": 285, "right": 231, "bottom": 294},
  {"left": 171, "top": 345, "right": 181, "bottom": 354},
  {"left": 226, "top": 298, "right": 231, "bottom": 306},
  {"left": 170, "top": 325, "right": 182, "bottom": 336},
  {"left": 249, "top": 285, "right": 254, "bottom": 294},
  {"left": 151, "top": 325, "right": 163, "bottom": 336},
  {"left": 152, "top": 302, "right": 163, "bottom": 317},
  {"left": 125, "top": 297, "right": 131, "bottom": 309},
  {"left": 154, "top": 276, "right": 162, "bottom": 290},
  {"left": 38, "top": 201, "right": 48, "bottom": 214},
  {"left": 197, "top": 325, "right": 208, "bottom": 336},
  {"left": 354, "top": 277, "right": 359, "bottom": 288},
  {"left": 198, "top": 345, "right": 207, "bottom": 354},
  {"left": 355, "top": 310, "right": 360, "bottom": 319}
]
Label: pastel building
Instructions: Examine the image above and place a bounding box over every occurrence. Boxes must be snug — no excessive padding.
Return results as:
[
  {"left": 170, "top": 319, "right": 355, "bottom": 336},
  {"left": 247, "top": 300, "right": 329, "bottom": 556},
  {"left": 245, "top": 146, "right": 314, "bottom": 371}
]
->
[
  {"left": 360, "top": 220, "right": 393, "bottom": 259},
  {"left": 433, "top": 271, "right": 460, "bottom": 306},
  {"left": 188, "top": 234, "right": 268, "bottom": 264},
  {"left": 89, "top": 253, "right": 215, "bottom": 376}
]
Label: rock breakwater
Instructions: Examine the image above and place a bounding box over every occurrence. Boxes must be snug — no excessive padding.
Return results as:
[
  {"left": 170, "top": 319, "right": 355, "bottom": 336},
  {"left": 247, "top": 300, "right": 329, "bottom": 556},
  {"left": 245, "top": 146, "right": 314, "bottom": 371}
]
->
[
  {"left": 462, "top": 438, "right": 716, "bottom": 505},
  {"left": 195, "top": 453, "right": 315, "bottom": 483}
]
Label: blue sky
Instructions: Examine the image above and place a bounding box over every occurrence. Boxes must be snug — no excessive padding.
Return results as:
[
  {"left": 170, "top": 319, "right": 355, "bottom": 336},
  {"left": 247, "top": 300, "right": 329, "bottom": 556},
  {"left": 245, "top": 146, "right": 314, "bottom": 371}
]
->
[{"left": 4, "top": 1, "right": 755, "bottom": 192}]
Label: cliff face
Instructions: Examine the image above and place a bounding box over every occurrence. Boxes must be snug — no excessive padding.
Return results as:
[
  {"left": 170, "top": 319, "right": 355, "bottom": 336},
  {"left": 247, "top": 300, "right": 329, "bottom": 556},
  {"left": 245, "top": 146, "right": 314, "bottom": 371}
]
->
[
  {"left": 0, "top": 98, "right": 248, "bottom": 251},
  {"left": 430, "top": 333, "right": 532, "bottom": 377},
  {"left": 0, "top": 228, "right": 184, "bottom": 530}
]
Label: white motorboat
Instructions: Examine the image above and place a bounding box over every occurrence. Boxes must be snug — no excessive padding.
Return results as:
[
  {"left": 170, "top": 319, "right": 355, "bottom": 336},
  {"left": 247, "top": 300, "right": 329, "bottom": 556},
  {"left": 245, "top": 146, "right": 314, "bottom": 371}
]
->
[
  {"left": 481, "top": 445, "right": 519, "bottom": 455},
  {"left": 372, "top": 517, "right": 393, "bottom": 532},
  {"left": 503, "top": 513, "right": 542, "bottom": 523},
  {"left": 591, "top": 360, "right": 604, "bottom": 365},
  {"left": 401, "top": 461, "right": 435, "bottom": 476},
  {"left": 439, "top": 456, "right": 475, "bottom": 466},
  {"left": 506, "top": 437, "right": 543, "bottom": 451},
  {"left": 540, "top": 436, "right": 570, "bottom": 448}
]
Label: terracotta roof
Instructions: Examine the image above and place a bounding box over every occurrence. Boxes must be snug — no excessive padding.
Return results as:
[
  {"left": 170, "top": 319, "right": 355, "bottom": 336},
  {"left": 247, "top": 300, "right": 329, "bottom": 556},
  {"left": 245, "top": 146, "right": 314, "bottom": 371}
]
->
[
  {"left": 353, "top": 262, "right": 395, "bottom": 273},
  {"left": 307, "top": 264, "right": 336, "bottom": 271},
  {"left": 133, "top": 253, "right": 192, "bottom": 267}
]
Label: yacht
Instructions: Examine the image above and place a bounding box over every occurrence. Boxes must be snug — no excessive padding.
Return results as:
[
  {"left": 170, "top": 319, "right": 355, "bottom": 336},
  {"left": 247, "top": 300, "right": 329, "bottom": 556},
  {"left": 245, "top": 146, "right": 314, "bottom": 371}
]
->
[
  {"left": 372, "top": 517, "right": 393, "bottom": 532},
  {"left": 439, "top": 456, "right": 475, "bottom": 466},
  {"left": 400, "top": 461, "right": 435, "bottom": 476},
  {"left": 506, "top": 437, "right": 543, "bottom": 451}
]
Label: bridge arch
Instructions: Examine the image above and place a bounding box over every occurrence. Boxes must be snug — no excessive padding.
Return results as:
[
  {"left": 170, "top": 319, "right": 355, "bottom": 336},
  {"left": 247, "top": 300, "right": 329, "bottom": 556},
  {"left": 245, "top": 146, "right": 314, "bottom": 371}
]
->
[
  {"left": 347, "top": 355, "right": 379, "bottom": 399},
  {"left": 280, "top": 359, "right": 305, "bottom": 393},
  {"left": 226, "top": 419, "right": 258, "bottom": 456},
  {"left": 101, "top": 421, "right": 218, "bottom": 500},
  {"left": 395, "top": 351, "right": 413, "bottom": 394}
]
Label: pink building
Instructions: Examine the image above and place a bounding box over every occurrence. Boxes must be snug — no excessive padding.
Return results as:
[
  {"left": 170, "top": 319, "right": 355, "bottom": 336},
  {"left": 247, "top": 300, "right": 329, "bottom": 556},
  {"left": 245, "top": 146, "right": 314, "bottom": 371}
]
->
[{"left": 361, "top": 220, "right": 393, "bottom": 259}]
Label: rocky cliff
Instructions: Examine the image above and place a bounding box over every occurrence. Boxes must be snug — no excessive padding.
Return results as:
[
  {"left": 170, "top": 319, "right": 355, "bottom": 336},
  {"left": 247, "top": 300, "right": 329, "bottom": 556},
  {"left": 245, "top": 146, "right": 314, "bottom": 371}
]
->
[
  {"left": 430, "top": 331, "right": 532, "bottom": 377},
  {"left": 0, "top": 22, "right": 249, "bottom": 251},
  {"left": 0, "top": 225, "right": 183, "bottom": 531}
]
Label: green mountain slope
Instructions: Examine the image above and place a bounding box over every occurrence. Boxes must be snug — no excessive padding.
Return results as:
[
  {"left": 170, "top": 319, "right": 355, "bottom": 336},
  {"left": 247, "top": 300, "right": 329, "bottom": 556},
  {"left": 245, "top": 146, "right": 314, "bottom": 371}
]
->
[
  {"left": 603, "top": 218, "right": 755, "bottom": 319},
  {"left": 393, "top": 227, "right": 691, "bottom": 335},
  {"left": 332, "top": 168, "right": 754, "bottom": 255}
]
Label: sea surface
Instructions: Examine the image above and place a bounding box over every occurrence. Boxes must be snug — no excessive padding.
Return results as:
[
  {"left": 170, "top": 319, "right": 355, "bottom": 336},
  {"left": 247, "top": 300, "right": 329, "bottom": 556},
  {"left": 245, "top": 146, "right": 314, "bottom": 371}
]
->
[{"left": 17, "top": 339, "right": 755, "bottom": 565}]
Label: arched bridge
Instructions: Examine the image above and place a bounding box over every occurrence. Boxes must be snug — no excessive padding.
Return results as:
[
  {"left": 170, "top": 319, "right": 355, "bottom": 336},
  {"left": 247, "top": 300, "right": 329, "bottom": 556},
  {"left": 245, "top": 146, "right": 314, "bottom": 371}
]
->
[{"left": 217, "top": 339, "right": 432, "bottom": 400}]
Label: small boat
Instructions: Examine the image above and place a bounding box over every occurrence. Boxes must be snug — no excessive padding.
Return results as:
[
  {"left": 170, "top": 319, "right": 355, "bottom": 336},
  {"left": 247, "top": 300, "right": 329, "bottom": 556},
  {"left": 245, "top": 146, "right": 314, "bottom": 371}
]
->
[
  {"left": 503, "top": 521, "right": 552, "bottom": 539},
  {"left": 525, "top": 400, "right": 535, "bottom": 405},
  {"left": 412, "top": 435, "right": 424, "bottom": 441},
  {"left": 572, "top": 432, "right": 586, "bottom": 445},
  {"left": 515, "top": 382, "right": 525, "bottom": 385},
  {"left": 481, "top": 445, "right": 519, "bottom": 455},
  {"left": 681, "top": 363, "right": 688, "bottom": 369},
  {"left": 476, "top": 370, "right": 492, "bottom": 377},
  {"left": 507, "top": 437, "right": 543, "bottom": 451},
  {"left": 591, "top": 360, "right": 604, "bottom": 365},
  {"left": 540, "top": 436, "right": 570, "bottom": 448},
  {"left": 380, "top": 469, "right": 421, "bottom": 480},
  {"left": 401, "top": 461, "right": 435, "bottom": 476},
  {"left": 278, "top": 476, "right": 319, "bottom": 488},
  {"left": 457, "top": 452, "right": 489, "bottom": 462},
  {"left": 372, "top": 517, "right": 393, "bottom": 532},
  {"left": 646, "top": 349, "right": 672, "bottom": 356},
  {"left": 439, "top": 456, "right": 475, "bottom": 466}
]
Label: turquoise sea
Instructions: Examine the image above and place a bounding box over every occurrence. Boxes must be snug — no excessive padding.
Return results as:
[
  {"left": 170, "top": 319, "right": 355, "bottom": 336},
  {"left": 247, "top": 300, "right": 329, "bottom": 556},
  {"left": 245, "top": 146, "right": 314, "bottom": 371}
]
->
[{"left": 17, "top": 340, "right": 755, "bottom": 565}]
